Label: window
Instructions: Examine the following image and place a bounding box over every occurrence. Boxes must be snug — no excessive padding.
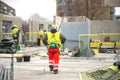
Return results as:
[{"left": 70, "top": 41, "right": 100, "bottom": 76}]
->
[
  {"left": 2, "top": 21, "right": 12, "bottom": 33},
  {"left": 39, "top": 24, "right": 44, "bottom": 30},
  {"left": 48, "top": 24, "right": 52, "bottom": 31}
]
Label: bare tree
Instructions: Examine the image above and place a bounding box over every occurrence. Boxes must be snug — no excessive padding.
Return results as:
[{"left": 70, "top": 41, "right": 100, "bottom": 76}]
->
[
  {"left": 30, "top": 13, "right": 48, "bottom": 20},
  {"left": 30, "top": 13, "right": 41, "bottom": 20}
]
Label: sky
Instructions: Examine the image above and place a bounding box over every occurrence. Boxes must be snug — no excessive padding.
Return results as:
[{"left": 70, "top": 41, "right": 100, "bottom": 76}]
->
[
  {"left": 1, "top": 0, "right": 120, "bottom": 21},
  {"left": 2, "top": 0, "right": 56, "bottom": 21},
  {"left": 115, "top": 7, "right": 120, "bottom": 15}
]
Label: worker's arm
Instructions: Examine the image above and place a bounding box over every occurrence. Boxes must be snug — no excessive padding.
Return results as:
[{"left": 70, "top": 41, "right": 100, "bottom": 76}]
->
[
  {"left": 60, "top": 33, "right": 66, "bottom": 44},
  {"left": 42, "top": 34, "right": 48, "bottom": 45}
]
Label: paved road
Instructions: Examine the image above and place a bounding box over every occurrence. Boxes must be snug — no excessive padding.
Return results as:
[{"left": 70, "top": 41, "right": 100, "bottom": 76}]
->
[
  {"left": 0, "top": 46, "right": 116, "bottom": 80},
  {"left": 13, "top": 56, "right": 115, "bottom": 80}
]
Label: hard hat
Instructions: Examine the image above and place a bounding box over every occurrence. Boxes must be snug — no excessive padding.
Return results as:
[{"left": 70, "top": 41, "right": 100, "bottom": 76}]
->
[
  {"left": 49, "top": 25, "right": 58, "bottom": 33},
  {"left": 51, "top": 25, "right": 59, "bottom": 29},
  {"left": 13, "top": 25, "right": 18, "bottom": 28}
]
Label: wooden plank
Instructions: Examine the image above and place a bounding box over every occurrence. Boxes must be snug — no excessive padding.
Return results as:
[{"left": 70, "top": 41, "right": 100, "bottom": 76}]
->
[{"left": 0, "top": 54, "right": 23, "bottom": 58}]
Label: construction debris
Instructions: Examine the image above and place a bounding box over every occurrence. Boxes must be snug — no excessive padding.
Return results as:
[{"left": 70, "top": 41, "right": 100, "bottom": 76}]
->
[
  {"left": 80, "top": 65, "right": 120, "bottom": 80},
  {"left": 71, "top": 48, "right": 95, "bottom": 57}
]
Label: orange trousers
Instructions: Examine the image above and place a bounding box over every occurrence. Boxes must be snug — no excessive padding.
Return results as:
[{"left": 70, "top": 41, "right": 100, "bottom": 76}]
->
[{"left": 48, "top": 48, "right": 60, "bottom": 70}]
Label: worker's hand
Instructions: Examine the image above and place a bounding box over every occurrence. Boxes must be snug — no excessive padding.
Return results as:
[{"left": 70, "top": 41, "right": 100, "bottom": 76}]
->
[
  {"left": 57, "top": 44, "right": 61, "bottom": 48},
  {"left": 61, "top": 39, "right": 65, "bottom": 44}
]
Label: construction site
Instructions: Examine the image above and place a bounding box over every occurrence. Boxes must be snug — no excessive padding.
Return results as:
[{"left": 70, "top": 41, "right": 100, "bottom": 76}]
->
[{"left": 0, "top": 0, "right": 120, "bottom": 80}]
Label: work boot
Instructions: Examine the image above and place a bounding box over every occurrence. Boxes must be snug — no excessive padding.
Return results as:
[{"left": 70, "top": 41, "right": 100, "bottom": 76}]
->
[
  {"left": 54, "top": 69, "right": 58, "bottom": 74},
  {"left": 49, "top": 65, "right": 53, "bottom": 71}
]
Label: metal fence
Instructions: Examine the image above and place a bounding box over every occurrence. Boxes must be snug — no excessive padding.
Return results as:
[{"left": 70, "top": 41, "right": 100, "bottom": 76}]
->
[
  {"left": 79, "top": 33, "right": 120, "bottom": 49},
  {"left": 0, "top": 66, "right": 11, "bottom": 80}
]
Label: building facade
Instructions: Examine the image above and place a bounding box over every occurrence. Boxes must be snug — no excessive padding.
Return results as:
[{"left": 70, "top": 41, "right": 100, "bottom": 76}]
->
[
  {"left": 56, "top": 0, "right": 117, "bottom": 20},
  {"left": 0, "top": 0, "right": 15, "bottom": 16},
  {"left": 0, "top": 1, "right": 22, "bottom": 40}
]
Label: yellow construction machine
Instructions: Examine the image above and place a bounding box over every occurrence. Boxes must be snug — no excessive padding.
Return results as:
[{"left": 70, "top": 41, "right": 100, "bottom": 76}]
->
[{"left": 79, "top": 33, "right": 120, "bottom": 55}]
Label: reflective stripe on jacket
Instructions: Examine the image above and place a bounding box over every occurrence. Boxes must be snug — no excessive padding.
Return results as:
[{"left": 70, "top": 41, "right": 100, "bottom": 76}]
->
[{"left": 47, "top": 32, "right": 61, "bottom": 48}]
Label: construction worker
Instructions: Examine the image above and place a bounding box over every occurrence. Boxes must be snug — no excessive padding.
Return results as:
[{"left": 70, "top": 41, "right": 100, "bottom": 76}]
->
[
  {"left": 12, "top": 25, "right": 20, "bottom": 50},
  {"left": 42, "top": 25, "right": 66, "bottom": 74},
  {"left": 12, "top": 25, "right": 20, "bottom": 42},
  {"left": 38, "top": 29, "right": 44, "bottom": 46},
  {"left": 43, "top": 30, "right": 47, "bottom": 36}
]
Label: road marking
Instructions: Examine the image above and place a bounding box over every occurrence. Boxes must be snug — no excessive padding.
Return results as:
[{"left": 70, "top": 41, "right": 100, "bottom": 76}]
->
[{"left": 79, "top": 73, "right": 83, "bottom": 80}]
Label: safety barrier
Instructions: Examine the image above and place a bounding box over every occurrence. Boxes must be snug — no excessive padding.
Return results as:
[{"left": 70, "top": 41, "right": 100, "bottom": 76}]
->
[
  {"left": 1, "top": 33, "right": 12, "bottom": 40},
  {"left": 78, "top": 33, "right": 120, "bottom": 54},
  {"left": 25, "top": 32, "right": 45, "bottom": 46},
  {"left": 1, "top": 32, "right": 42, "bottom": 46},
  {"left": 23, "top": 32, "right": 38, "bottom": 46},
  {"left": 2, "top": 31, "right": 45, "bottom": 39},
  {"left": 26, "top": 32, "right": 39, "bottom": 41}
]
